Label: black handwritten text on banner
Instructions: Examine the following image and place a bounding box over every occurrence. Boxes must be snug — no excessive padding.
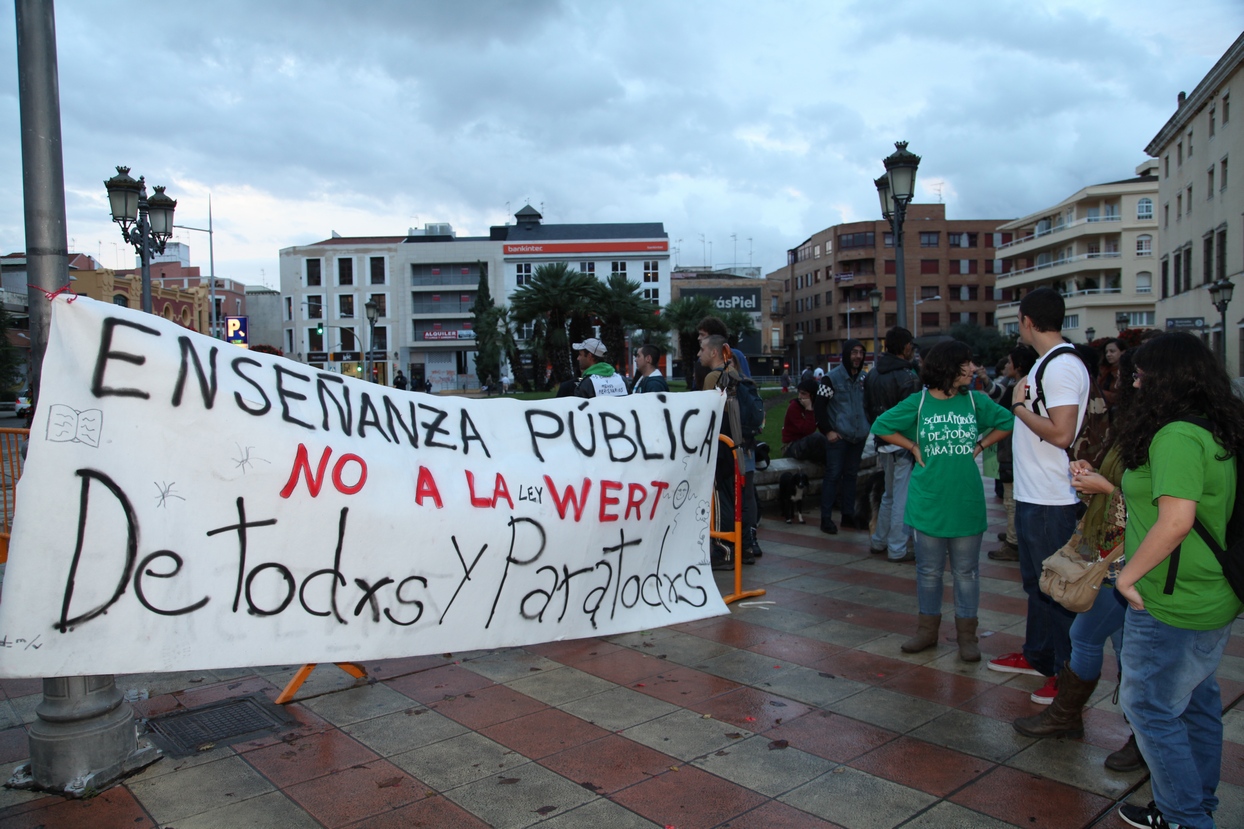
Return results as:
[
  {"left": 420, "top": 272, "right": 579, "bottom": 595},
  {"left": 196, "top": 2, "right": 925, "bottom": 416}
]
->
[{"left": 0, "top": 297, "right": 728, "bottom": 678}]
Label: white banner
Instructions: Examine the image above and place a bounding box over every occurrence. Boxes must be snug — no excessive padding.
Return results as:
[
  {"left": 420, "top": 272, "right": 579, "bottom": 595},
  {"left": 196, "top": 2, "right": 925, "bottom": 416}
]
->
[{"left": 0, "top": 297, "right": 728, "bottom": 678}]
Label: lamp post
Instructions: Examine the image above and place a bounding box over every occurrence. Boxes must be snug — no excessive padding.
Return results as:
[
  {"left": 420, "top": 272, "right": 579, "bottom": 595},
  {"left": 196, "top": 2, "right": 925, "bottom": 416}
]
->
[
  {"left": 869, "top": 289, "right": 882, "bottom": 365},
  {"left": 794, "top": 328, "right": 805, "bottom": 376},
  {"left": 877, "top": 141, "right": 921, "bottom": 329},
  {"left": 1209, "top": 279, "right": 1235, "bottom": 367},
  {"left": 365, "top": 299, "right": 379, "bottom": 382},
  {"left": 845, "top": 306, "right": 857, "bottom": 341},
  {"left": 1085, "top": 326, "right": 1096, "bottom": 343},
  {"left": 912, "top": 293, "right": 941, "bottom": 337},
  {"left": 1115, "top": 310, "right": 1130, "bottom": 334},
  {"left": 104, "top": 166, "right": 176, "bottom": 314}
]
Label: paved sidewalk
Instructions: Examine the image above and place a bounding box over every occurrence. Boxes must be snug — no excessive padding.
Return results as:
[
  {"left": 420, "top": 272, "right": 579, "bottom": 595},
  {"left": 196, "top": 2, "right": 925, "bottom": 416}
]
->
[{"left": 1, "top": 498, "right": 1242, "bottom": 828}]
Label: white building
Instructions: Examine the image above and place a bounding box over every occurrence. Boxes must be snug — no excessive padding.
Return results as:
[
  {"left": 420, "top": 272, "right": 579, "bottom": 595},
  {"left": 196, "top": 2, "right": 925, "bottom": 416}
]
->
[
  {"left": 278, "top": 207, "right": 670, "bottom": 390},
  {"left": 1145, "top": 32, "right": 1244, "bottom": 375},
  {"left": 994, "top": 161, "right": 1159, "bottom": 340}
]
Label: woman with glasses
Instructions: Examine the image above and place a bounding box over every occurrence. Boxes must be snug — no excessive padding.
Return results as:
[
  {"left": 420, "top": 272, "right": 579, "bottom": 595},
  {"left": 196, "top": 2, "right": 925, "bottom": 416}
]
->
[{"left": 1108, "top": 333, "right": 1244, "bottom": 829}]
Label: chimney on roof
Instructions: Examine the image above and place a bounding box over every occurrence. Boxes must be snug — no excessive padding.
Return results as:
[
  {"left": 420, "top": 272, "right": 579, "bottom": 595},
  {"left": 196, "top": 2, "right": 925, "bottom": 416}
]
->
[
  {"left": 515, "top": 205, "right": 543, "bottom": 228},
  {"left": 1178, "top": 91, "right": 1187, "bottom": 107}
]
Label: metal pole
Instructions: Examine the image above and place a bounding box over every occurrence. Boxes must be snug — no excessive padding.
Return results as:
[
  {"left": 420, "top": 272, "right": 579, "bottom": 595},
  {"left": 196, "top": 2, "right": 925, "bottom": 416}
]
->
[
  {"left": 872, "top": 315, "right": 880, "bottom": 368},
  {"left": 1220, "top": 303, "right": 1229, "bottom": 367},
  {"left": 366, "top": 320, "right": 373, "bottom": 382},
  {"left": 208, "top": 195, "right": 216, "bottom": 338},
  {"left": 13, "top": 0, "right": 159, "bottom": 796},
  {"left": 893, "top": 205, "right": 908, "bottom": 329},
  {"left": 139, "top": 201, "right": 152, "bottom": 313}
]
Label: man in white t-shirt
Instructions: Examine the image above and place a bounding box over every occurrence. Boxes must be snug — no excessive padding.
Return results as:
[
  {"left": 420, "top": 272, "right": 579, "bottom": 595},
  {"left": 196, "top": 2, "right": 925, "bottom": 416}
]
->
[{"left": 987, "top": 288, "right": 1089, "bottom": 705}]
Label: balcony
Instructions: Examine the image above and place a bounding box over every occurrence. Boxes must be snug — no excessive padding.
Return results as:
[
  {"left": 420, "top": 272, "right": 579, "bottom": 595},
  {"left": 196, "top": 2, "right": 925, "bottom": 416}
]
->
[
  {"left": 997, "top": 215, "right": 1122, "bottom": 252},
  {"left": 996, "top": 252, "right": 1122, "bottom": 285}
]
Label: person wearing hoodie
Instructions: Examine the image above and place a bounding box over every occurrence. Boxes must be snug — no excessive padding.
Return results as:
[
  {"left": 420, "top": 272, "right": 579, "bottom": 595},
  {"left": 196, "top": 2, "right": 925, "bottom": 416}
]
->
[
  {"left": 573, "top": 338, "right": 628, "bottom": 398},
  {"left": 863, "top": 327, "right": 920, "bottom": 561},
  {"left": 815, "top": 339, "right": 871, "bottom": 534}
]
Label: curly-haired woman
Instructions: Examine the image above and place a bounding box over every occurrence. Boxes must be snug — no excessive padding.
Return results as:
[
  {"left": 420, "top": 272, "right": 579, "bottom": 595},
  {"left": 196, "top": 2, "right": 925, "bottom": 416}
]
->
[
  {"left": 870, "top": 340, "right": 1014, "bottom": 661},
  {"left": 1110, "top": 333, "right": 1244, "bottom": 829}
]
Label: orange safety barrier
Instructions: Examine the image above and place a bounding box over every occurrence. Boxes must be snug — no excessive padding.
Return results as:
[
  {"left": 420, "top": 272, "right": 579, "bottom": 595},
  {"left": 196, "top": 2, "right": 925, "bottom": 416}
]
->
[
  {"left": 274, "top": 662, "right": 368, "bottom": 704},
  {"left": 712, "top": 434, "right": 766, "bottom": 605},
  {"left": 0, "top": 427, "right": 28, "bottom": 564}
]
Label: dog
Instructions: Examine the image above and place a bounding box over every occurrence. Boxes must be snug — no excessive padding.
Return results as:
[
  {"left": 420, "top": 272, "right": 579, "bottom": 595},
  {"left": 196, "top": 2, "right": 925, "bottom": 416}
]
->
[
  {"left": 779, "top": 471, "right": 809, "bottom": 524},
  {"left": 852, "top": 469, "right": 887, "bottom": 536}
]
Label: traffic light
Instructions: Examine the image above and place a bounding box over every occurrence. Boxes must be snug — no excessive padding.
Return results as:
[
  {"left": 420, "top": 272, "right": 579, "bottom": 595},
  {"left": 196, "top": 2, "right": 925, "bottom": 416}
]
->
[{"left": 316, "top": 322, "right": 323, "bottom": 335}]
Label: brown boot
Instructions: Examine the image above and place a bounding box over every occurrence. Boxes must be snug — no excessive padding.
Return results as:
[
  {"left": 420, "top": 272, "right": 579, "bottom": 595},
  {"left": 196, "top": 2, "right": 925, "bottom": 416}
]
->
[
  {"left": 1012, "top": 666, "right": 1098, "bottom": 738},
  {"left": 901, "top": 614, "right": 941, "bottom": 653},
  {"left": 1105, "top": 733, "right": 1146, "bottom": 772},
  {"left": 955, "top": 617, "right": 980, "bottom": 662}
]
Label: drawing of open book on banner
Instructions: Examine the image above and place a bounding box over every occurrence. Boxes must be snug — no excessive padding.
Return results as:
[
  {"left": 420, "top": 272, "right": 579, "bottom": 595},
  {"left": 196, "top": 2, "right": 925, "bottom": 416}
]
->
[{"left": 46, "top": 405, "right": 102, "bottom": 447}]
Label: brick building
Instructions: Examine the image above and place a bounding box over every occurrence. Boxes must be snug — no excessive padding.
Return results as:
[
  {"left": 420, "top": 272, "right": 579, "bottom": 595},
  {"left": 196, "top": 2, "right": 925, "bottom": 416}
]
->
[{"left": 770, "top": 204, "right": 1008, "bottom": 369}]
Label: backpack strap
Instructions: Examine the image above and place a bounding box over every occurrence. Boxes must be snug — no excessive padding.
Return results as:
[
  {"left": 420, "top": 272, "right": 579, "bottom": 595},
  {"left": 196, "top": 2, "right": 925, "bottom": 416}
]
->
[
  {"left": 1031, "top": 344, "right": 1079, "bottom": 417},
  {"left": 1165, "top": 416, "right": 1233, "bottom": 595}
]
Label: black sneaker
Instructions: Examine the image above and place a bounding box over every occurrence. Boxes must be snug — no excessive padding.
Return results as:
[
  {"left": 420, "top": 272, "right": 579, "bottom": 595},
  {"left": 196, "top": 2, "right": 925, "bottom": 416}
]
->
[
  {"left": 820, "top": 521, "right": 838, "bottom": 535},
  {"left": 745, "top": 529, "right": 764, "bottom": 558},
  {"left": 1118, "top": 801, "right": 1172, "bottom": 829},
  {"left": 742, "top": 551, "right": 756, "bottom": 565}
]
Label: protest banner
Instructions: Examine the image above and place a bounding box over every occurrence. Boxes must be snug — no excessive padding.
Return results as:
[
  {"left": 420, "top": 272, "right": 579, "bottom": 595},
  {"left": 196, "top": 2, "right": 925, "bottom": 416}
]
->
[{"left": 0, "top": 297, "right": 728, "bottom": 678}]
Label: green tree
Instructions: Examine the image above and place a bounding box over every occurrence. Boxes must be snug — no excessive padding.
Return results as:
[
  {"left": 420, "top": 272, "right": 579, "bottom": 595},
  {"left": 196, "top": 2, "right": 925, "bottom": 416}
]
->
[
  {"left": 497, "top": 306, "right": 533, "bottom": 391},
  {"left": 591, "top": 273, "right": 658, "bottom": 371},
  {"left": 947, "top": 322, "right": 1016, "bottom": 367},
  {"left": 510, "top": 262, "right": 595, "bottom": 385},
  {"left": 720, "top": 308, "right": 757, "bottom": 349},
  {"left": 470, "top": 262, "right": 502, "bottom": 387},
  {"left": 0, "top": 306, "right": 25, "bottom": 393},
  {"left": 662, "top": 295, "right": 715, "bottom": 384}
]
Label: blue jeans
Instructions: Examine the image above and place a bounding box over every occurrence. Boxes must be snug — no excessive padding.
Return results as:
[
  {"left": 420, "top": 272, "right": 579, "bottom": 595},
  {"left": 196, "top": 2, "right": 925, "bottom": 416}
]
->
[
  {"left": 1016, "top": 501, "right": 1078, "bottom": 676},
  {"left": 1068, "top": 582, "right": 1126, "bottom": 681},
  {"left": 870, "top": 450, "right": 914, "bottom": 560},
  {"left": 1121, "top": 607, "right": 1231, "bottom": 829},
  {"left": 914, "top": 532, "right": 982, "bottom": 618},
  {"left": 821, "top": 438, "right": 866, "bottom": 524}
]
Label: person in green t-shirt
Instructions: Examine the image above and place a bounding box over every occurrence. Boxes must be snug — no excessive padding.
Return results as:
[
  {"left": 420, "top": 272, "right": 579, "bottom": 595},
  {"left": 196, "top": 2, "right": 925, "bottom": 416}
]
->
[
  {"left": 1109, "top": 332, "right": 1244, "bottom": 829},
  {"left": 871, "top": 340, "right": 1013, "bottom": 662}
]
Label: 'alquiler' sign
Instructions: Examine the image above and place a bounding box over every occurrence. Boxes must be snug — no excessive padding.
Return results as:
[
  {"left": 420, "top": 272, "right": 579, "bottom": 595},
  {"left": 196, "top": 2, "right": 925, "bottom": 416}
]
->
[{"left": 0, "top": 297, "right": 727, "bottom": 677}]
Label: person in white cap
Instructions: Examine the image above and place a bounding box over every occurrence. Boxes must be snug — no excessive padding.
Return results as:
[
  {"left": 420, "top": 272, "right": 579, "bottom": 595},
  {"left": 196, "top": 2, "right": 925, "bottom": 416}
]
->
[{"left": 573, "top": 338, "right": 627, "bottom": 398}]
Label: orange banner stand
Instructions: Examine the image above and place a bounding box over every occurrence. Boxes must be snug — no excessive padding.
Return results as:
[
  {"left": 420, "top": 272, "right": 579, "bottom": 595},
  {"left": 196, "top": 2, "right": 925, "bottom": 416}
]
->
[
  {"left": 713, "top": 435, "right": 766, "bottom": 605},
  {"left": 275, "top": 662, "right": 368, "bottom": 704},
  {"left": 0, "top": 427, "right": 29, "bottom": 564}
]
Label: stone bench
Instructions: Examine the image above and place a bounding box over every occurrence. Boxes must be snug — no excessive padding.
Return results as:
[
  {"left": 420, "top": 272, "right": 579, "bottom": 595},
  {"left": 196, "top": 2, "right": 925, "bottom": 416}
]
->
[{"left": 753, "top": 443, "right": 878, "bottom": 509}]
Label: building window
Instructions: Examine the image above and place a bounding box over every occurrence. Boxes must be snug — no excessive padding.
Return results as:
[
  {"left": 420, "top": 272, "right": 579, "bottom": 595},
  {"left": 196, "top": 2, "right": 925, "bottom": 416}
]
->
[
  {"left": 306, "top": 258, "right": 322, "bottom": 287},
  {"left": 837, "top": 232, "right": 875, "bottom": 249},
  {"left": 920, "top": 259, "right": 939, "bottom": 274},
  {"left": 579, "top": 261, "right": 595, "bottom": 276},
  {"left": 308, "top": 327, "right": 324, "bottom": 352},
  {"left": 284, "top": 296, "right": 293, "bottom": 320},
  {"left": 643, "top": 260, "right": 659, "bottom": 283},
  {"left": 919, "top": 232, "right": 940, "bottom": 248},
  {"left": 340, "top": 327, "right": 357, "bottom": 351},
  {"left": 883, "top": 232, "right": 894, "bottom": 248},
  {"left": 1218, "top": 228, "right": 1228, "bottom": 281},
  {"left": 307, "top": 294, "right": 323, "bottom": 319},
  {"left": 1211, "top": 106, "right": 1217, "bottom": 137},
  {"left": 1004, "top": 322, "right": 1019, "bottom": 336},
  {"left": 920, "top": 312, "right": 938, "bottom": 330},
  {"left": 1164, "top": 203, "right": 1170, "bottom": 227},
  {"left": 339, "top": 295, "right": 355, "bottom": 318},
  {"left": 1160, "top": 258, "right": 1169, "bottom": 298},
  {"left": 1187, "top": 185, "right": 1193, "bottom": 213},
  {"left": 1204, "top": 236, "right": 1215, "bottom": 285},
  {"left": 1164, "top": 154, "right": 1170, "bottom": 177},
  {"left": 1209, "top": 166, "right": 1216, "bottom": 196},
  {"left": 885, "top": 313, "right": 897, "bottom": 327},
  {"left": 1137, "top": 198, "right": 1153, "bottom": 220},
  {"left": 813, "top": 244, "right": 821, "bottom": 258},
  {"left": 1222, "top": 157, "right": 1229, "bottom": 190},
  {"left": 948, "top": 232, "right": 977, "bottom": 248},
  {"left": 1136, "top": 234, "right": 1153, "bottom": 256},
  {"left": 1224, "top": 92, "right": 1231, "bottom": 123},
  {"left": 1177, "top": 141, "right": 1183, "bottom": 165},
  {"left": 1127, "top": 311, "right": 1156, "bottom": 327},
  {"left": 921, "top": 285, "right": 939, "bottom": 299},
  {"left": 1136, "top": 271, "right": 1152, "bottom": 294},
  {"left": 338, "top": 258, "right": 354, "bottom": 286},
  {"left": 611, "top": 261, "right": 627, "bottom": 276},
  {"left": 643, "top": 288, "right": 659, "bottom": 304},
  {"left": 1063, "top": 314, "right": 1079, "bottom": 330},
  {"left": 885, "top": 259, "right": 896, "bottom": 274},
  {"left": 369, "top": 256, "right": 386, "bottom": 285},
  {"left": 516, "top": 263, "right": 532, "bottom": 285},
  {"left": 884, "top": 286, "right": 897, "bottom": 301},
  {"left": 1188, "top": 129, "right": 1194, "bottom": 157},
  {"left": 814, "top": 318, "right": 822, "bottom": 333},
  {"left": 369, "top": 293, "right": 387, "bottom": 317},
  {"left": 113, "top": 294, "right": 128, "bottom": 307},
  {"left": 1176, "top": 193, "right": 1182, "bottom": 218}
]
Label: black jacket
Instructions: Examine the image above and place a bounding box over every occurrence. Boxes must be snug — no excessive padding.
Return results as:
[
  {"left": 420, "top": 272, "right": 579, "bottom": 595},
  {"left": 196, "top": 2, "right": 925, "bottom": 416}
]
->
[{"left": 863, "top": 352, "right": 919, "bottom": 423}]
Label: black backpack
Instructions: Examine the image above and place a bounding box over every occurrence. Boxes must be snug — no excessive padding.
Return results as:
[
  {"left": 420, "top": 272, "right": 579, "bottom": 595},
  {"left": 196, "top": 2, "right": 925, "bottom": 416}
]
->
[
  {"left": 1165, "top": 416, "right": 1244, "bottom": 604},
  {"left": 734, "top": 376, "right": 765, "bottom": 444},
  {"left": 1031, "top": 344, "right": 1112, "bottom": 469}
]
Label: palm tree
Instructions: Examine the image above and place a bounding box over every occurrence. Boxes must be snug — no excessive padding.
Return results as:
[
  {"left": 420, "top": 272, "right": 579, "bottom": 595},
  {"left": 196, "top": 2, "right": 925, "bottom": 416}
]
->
[
  {"left": 662, "top": 295, "right": 715, "bottom": 384},
  {"left": 496, "top": 306, "right": 531, "bottom": 391},
  {"left": 510, "top": 263, "right": 595, "bottom": 385},
  {"left": 591, "top": 273, "right": 658, "bottom": 371},
  {"left": 720, "top": 308, "right": 758, "bottom": 349}
]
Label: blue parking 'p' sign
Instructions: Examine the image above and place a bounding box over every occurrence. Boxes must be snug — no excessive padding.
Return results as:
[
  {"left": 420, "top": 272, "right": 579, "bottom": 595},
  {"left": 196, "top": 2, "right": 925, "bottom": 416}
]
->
[{"left": 225, "top": 315, "right": 248, "bottom": 348}]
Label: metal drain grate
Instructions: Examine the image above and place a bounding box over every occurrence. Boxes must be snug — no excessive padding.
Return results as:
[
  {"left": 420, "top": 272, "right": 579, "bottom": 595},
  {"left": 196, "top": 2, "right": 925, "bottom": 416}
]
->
[{"left": 145, "top": 693, "right": 295, "bottom": 757}]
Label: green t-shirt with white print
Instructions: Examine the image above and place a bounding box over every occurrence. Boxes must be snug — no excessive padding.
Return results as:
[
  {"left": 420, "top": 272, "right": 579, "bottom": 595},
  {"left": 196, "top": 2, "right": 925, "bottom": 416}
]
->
[{"left": 871, "top": 390, "right": 1014, "bottom": 538}]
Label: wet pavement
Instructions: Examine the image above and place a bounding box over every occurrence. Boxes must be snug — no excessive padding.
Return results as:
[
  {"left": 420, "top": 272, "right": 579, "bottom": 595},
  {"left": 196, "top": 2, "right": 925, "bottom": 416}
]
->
[{"left": 1, "top": 493, "right": 1242, "bottom": 828}]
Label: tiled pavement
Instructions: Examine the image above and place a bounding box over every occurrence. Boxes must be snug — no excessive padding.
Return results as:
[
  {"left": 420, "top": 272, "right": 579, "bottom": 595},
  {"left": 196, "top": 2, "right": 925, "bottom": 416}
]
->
[{"left": 1, "top": 495, "right": 1243, "bottom": 828}]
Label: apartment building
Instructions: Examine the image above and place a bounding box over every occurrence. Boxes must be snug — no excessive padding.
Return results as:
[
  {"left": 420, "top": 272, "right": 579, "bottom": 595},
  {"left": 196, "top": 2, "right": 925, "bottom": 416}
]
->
[
  {"left": 993, "top": 161, "right": 1160, "bottom": 340},
  {"left": 770, "top": 204, "right": 1007, "bottom": 368},
  {"left": 278, "top": 207, "right": 670, "bottom": 390},
  {"left": 1145, "top": 32, "right": 1243, "bottom": 375}
]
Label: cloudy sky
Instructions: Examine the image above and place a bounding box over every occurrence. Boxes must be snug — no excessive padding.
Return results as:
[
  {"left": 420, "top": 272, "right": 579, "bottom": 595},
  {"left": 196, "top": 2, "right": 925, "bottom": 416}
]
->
[{"left": 1, "top": 1, "right": 1241, "bottom": 289}]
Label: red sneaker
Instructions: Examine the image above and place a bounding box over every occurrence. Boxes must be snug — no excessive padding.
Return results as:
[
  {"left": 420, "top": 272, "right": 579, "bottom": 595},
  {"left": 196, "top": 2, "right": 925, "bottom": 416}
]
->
[
  {"left": 1030, "top": 675, "right": 1058, "bottom": 705},
  {"left": 987, "top": 652, "right": 1043, "bottom": 676}
]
